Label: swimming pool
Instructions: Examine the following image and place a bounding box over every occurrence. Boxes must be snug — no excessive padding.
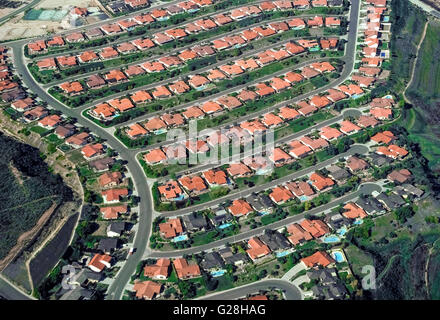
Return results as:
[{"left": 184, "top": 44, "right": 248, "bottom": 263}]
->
[
  {"left": 259, "top": 211, "right": 270, "bottom": 216},
  {"left": 172, "top": 234, "right": 188, "bottom": 242},
  {"left": 218, "top": 223, "right": 232, "bottom": 230},
  {"left": 211, "top": 269, "right": 226, "bottom": 277},
  {"left": 323, "top": 235, "right": 340, "bottom": 243},
  {"left": 276, "top": 251, "right": 291, "bottom": 258},
  {"left": 171, "top": 194, "right": 185, "bottom": 201},
  {"left": 337, "top": 226, "right": 347, "bottom": 236},
  {"left": 332, "top": 251, "right": 345, "bottom": 263},
  {"left": 353, "top": 219, "right": 364, "bottom": 225},
  {"left": 299, "top": 195, "right": 308, "bottom": 201}
]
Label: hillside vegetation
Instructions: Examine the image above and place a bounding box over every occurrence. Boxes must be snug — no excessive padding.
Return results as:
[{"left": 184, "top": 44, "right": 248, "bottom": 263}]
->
[{"left": 0, "top": 132, "right": 73, "bottom": 260}]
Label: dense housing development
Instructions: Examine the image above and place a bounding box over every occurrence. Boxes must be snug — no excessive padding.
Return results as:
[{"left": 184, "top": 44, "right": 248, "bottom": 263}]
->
[{"left": 0, "top": 0, "right": 439, "bottom": 304}]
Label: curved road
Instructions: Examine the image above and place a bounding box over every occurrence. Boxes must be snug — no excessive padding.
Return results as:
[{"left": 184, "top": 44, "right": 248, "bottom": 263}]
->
[
  {"left": 198, "top": 279, "right": 302, "bottom": 300},
  {"left": 2, "top": 0, "right": 361, "bottom": 300}
]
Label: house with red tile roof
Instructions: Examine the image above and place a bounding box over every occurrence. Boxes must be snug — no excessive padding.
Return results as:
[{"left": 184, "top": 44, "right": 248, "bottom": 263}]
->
[
  {"left": 108, "top": 98, "right": 134, "bottom": 112},
  {"left": 144, "top": 148, "right": 167, "bottom": 164},
  {"left": 370, "top": 97, "right": 395, "bottom": 108},
  {"left": 185, "top": 139, "right": 209, "bottom": 154},
  {"left": 325, "top": 16, "right": 340, "bottom": 27},
  {"left": 206, "top": 69, "right": 227, "bottom": 82},
  {"left": 262, "top": 112, "right": 284, "bottom": 128},
  {"left": 131, "top": 38, "right": 155, "bottom": 51},
  {"left": 153, "top": 32, "right": 173, "bottom": 45},
  {"left": 182, "top": 106, "right": 205, "bottom": 120},
  {"left": 105, "top": 69, "right": 127, "bottom": 83},
  {"left": 81, "top": 143, "right": 104, "bottom": 159},
  {"left": 310, "top": 61, "right": 335, "bottom": 73},
  {"left": 269, "top": 147, "right": 293, "bottom": 166},
  {"left": 127, "top": 123, "right": 148, "bottom": 138},
  {"left": 141, "top": 61, "right": 166, "bottom": 73},
  {"left": 160, "top": 218, "right": 183, "bottom": 238},
  {"left": 307, "top": 16, "right": 324, "bottom": 27},
  {"left": 168, "top": 80, "right": 190, "bottom": 95},
  {"left": 161, "top": 113, "right": 185, "bottom": 127},
  {"left": 219, "top": 64, "right": 243, "bottom": 76},
  {"left": 78, "top": 51, "right": 99, "bottom": 63},
  {"left": 125, "top": 65, "right": 145, "bottom": 78},
  {"left": 289, "top": 140, "right": 312, "bottom": 158},
  {"left": 300, "top": 136, "right": 329, "bottom": 150},
  {"left": 144, "top": 258, "right": 171, "bottom": 280},
  {"left": 133, "top": 281, "right": 162, "bottom": 300},
  {"left": 65, "top": 132, "right": 90, "bottom": 147},
  {"left": 201, "top": 101, "right": 223, "bottom": 114},
  {"left": 270, "top": 186, "right": 294, "bottom": 204},
  {"left": 270, "top": 77, "right": 291, "bottom": 92},
  {"left": 228, "top": 199, "right": 253, "bottom": 217},
  {"left": 158, "top": 181, "right": 184, "bottom": 201},
  {"left": 301, "top": 251, "right": 335, "bottom": 268},
  {"left": 255, "top": 83, "right": 275, "bottom": 97},
  {"left": 310, "top": 95, "right": 331, "bottom": 108},
  {"left": 100, "top": 47, "right": 119, "bottom": 60},
  {"left": 46, "top": 36, "right": 64, "bottom": 48},
  {"left": 339, "top": 120, "right": 361, "bottom": 134},
  {"left": 278, "top": 106, "right": 300, "bottom": 121},
  {"left": 59, "top": 81, "right": 83, "bottom": 95},
  {"left": 320, "top": 126, "right": 343, "bottom": 141},
  {"left": 371, "top": 131, "right": 395, "bottom": 145},
  {"left": 101, "top": 188, "right": 129, "bottom": 204},
  {"left": 11, "top": 97, "right": 35, "bottom": 112},
  {"left": 130, "top": 90, "right": 153, "bottom": 105},
  {"left": 297, "top": 101, "right": 318, "bottom": 117},
  {"left": 216, "top": 95, "right": 242, "bottom": 110},
  {"left": 300, "top": 219, "right": 330, "bottom": 238},
  {"left": 188, "top": 75, "right": 210, "bottom": 89},
  {"left": 343, "top": 202, "right": 367, "bottom": 219},
  {"left": 173, "top": 258, "right": 201, "bottom": 280},
  {"left": 357, "top": 115, "right": 379, "bottom": 128},
  {"left": 370, "top": 107, "right": 392, "bottom": 120},
  {"left": 301, "top": 66, "right": 320, "bottom": 79},
  {"left": 38, "top": 114, "right": 62, "bottom": 129},
  {"left": 178, "top": 175, "right": 207, "bottom": 194},
  {"left": 287, "top": 223, "right": 313, "bottom": 245},
  {"left": 144, "top": 117, "right": 167, "bottom": 132},
  {"left": 178, "top": 49, "right": 198, "bottom": 61},
  {"left": 387, "top": 169, "right": 412, "bottom": 184},
  {"left": 346, "top": 156, "right": 369, "bottom": 172},
  {"left": 91, "top": 103, "right": 116, "bottom": 120},
  {"left": 285, "top": 181, "right": 315, "bottom": 198},
  {"left": 88, "top": 254, "right": 112, "bottom": 272},
  {"left": 320, "top": 38, "right": 339, "bottom": 50},
  {"left": 133, "top": 13, "right": 155, "bottom": 24},
  {"left": 101, "top": 23, "right": 122, "bottom": 34},
  {"left": 237, "top": 89, "right": 258, "bottom": 102},
  {"left": 240, "top": 119, "right": 267, "bottom": 135},
  {"left": 213, "top": 13, "right": 233, "bottom": 25},
  {"left": 326, "top": 88, "right": 346, "bottom": 102},
  {"left": 284, "top": 72, "right": 304, "bottom": 84},
  {"left": 57, "top": 56, "right": 77, "bottom": 68},
  {"left": 100, "top": 205, "right": 128, "bottom": 220},
  {"left": 194, "top": 18, "right": 217, "bottom": 30},
  {"left": 158, "top": 55, "right": 183, "bottom": 68},
  {"left": 165, "top": 28, "right": 187, "bottom": 39},
  {"left": 247, "top": 237, "right": 271, "bottom": 261},
  {"left": 99, "top": 171, "right": 123, "bottom": 188},
  {"left": 202, "top": 169, "right": 228, "bottom": 186},
  {"left": 376, "top": 145, "right": 408, "bottom": 159},
  {"left": 37, "top": 58, "right": 57, "bottom": 70},
  {"left": 310, "top": 172, "right": 334, "bottom": 191},
  {"left": 152, "top": 86, "right": 172, "bottom": 99}
]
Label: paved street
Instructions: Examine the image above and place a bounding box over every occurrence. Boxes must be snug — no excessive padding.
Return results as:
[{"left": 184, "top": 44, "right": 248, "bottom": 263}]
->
[
  {"left": 198, "top": 279, "right": 302, "bottom": 300},
  {"left": 1, "top": 0, "right": 361, "bottom": 301}
]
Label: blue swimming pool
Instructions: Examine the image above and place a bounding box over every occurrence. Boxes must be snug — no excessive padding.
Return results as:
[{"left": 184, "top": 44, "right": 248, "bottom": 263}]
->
[
  {"left": 211, "top": 269, "right": 226, "bottom": 277},
  {"left": 332, "top": 251, "right": 345, "bottom": 263},
  {"left": 218, "top": 223, "right": 232, "bottom": 230},
  {"left": 353, "top": 219, "right": 364, "bottom": 225},
  {"left": 172, "top": 234, "right": 188, "bottom": 242},
  {"left": 299, "top": 195, "right": 308, "bottom": 201},
  {"left": 337, "top": 226, "right": 347, "bottom": 236},
  {"left": 323, "top": 235, "right": 340, "bottom": 243},
  {"left": 276, "top": 251, "right": 291, "bottom": 258},
  {"left": 171, "top": 194, "right": 185, "bottom": 201},
  {"left": 259, "top": 211, "right": 270, "bottom": 216}
]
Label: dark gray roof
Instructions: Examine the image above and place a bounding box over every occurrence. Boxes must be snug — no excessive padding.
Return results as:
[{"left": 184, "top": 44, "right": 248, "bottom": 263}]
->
[
  {"left": 402, "top": 184, "right": 424, "bottom": 198},
  {"left": 108, "top": 222, "right": 126, "bottom": 234},
  {"left": 328, "top": 0, "right": 344, "bottom": 6},
  {"left": 201, "top": 252, "right": 225, "bottom": 270},
  {"left": 211, "top": 213, "right": 231, "bottom": 226},
  {"left": 376, "top": 192, "right": 405, "bottom": 210},
  {"left": 98, "top": 238, "right": 119, "bottom": 252},
  {"left": 182, "top": 213, "right": 209, "bottom": 230},
  {"left": 260, "top": 229, "right": 290, "bottom": 251},
  {"left": 245, "top": 193, "right": 265, "bottom": 212},
  {"left": 327, "top": 165, "right": 351, "bottom": 181},
  {"left": 90, "top": 157, "right": 115, "bottom": 171},
  {"left": 370, "top": 153, "right": 393, "bottom": 166}
]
